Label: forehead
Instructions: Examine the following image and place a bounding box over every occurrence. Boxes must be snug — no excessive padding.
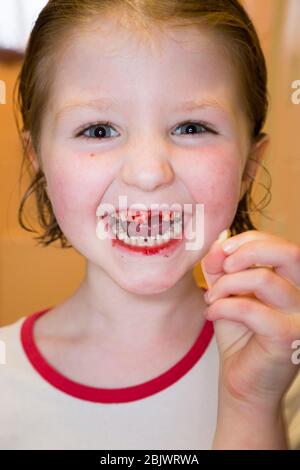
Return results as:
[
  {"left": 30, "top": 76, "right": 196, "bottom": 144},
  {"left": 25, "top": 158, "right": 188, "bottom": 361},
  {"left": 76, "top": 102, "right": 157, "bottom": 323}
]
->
[{"left": 50, "top": 16, "right": 241, "bottom": 111}]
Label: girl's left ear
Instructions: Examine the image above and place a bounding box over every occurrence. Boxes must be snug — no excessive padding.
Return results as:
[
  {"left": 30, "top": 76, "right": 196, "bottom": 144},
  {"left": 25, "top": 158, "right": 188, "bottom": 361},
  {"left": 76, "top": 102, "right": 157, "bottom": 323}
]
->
[{"left": 239, "top": 133, "right": 270, "bottom": 201}]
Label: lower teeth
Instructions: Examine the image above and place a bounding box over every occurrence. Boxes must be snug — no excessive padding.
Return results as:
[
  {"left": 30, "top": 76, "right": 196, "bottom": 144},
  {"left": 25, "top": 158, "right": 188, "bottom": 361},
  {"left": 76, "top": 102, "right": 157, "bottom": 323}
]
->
[{"left": 116, "top": 231, "right": 180, "bottom": 246}]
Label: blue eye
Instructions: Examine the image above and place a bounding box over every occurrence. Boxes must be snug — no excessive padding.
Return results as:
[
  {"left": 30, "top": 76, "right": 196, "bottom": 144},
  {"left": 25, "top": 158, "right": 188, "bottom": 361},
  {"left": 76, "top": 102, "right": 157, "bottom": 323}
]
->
[
  {"left": 172, "top": 121, "right": 217, "bottom": 137},
  {"left": 78, "top": 122, "right": 119, "bottom": 140},
  {"left": 76, "top": 120, "right": 217, "bottom": 141}
]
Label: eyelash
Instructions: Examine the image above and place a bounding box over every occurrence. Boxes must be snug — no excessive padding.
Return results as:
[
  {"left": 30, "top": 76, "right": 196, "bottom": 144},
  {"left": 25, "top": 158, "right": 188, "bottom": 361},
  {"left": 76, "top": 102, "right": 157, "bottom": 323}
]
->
[{"left": 76, "top": 120, "right": 218, "bottom": 140}]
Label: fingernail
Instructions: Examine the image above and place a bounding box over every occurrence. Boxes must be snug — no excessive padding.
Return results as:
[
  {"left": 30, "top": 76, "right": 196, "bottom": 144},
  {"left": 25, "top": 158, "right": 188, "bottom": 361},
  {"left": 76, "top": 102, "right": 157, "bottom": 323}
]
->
[
  {"left": 216, "top": 229, "right": 231, "bottom": 244},
  {"left": 204, "top": 291, "right": 215, "bottom": 304},
  {"left": 222, "top": 241, "right": 236, "bottom": 254}
]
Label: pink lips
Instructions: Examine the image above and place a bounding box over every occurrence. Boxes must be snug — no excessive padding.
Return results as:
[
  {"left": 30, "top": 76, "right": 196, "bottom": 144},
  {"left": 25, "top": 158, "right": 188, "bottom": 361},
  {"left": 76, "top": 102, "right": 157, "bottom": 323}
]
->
[
  {"left": 102, "top": 212, "right": 186, "bottom": 257},
  {"left": 111, "top": 233, "right": 183, "bottom": 257}
]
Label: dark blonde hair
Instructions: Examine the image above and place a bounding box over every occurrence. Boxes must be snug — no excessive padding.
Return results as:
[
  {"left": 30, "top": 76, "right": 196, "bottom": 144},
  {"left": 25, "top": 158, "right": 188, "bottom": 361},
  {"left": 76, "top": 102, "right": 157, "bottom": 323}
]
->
[{"left": 14, "top": 0, "right": 271, "bottom": 248}]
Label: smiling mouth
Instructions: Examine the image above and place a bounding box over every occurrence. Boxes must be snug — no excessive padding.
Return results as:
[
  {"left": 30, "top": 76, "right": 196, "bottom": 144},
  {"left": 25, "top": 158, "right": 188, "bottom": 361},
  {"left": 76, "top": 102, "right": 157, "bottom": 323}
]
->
[{"left": 104, "top": 209, "right": 185, "bottom": 248}]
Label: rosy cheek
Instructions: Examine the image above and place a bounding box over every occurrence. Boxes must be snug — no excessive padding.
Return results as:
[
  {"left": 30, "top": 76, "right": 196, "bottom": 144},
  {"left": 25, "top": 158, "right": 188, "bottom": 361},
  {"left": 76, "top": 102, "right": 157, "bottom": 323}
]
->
[
  {"left": 185, "top": 153, "right": 241, "bottom": 226},
  {"left": 208, "top": 166, "right": 241, "bottom": 228},
  {"left": 45, "top": 171, "right": 93, "bottom": 227}
]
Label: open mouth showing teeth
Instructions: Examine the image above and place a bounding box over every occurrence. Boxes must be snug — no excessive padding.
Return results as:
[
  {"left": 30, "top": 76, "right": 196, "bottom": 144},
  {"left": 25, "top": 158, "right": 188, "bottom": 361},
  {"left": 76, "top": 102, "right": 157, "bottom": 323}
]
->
[{"left": 106, "top": 210, "right": 184, "bottom": 247}]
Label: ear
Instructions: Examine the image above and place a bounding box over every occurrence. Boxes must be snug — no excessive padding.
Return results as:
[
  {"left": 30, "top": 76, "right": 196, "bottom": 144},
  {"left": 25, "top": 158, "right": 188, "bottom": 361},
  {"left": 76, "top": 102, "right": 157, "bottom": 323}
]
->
[
  {"left": 239, "top": 133, "right": 270, "bottom": 201},
  {"left": 22, "top": 130, "right": 40, "bottom": 173}
]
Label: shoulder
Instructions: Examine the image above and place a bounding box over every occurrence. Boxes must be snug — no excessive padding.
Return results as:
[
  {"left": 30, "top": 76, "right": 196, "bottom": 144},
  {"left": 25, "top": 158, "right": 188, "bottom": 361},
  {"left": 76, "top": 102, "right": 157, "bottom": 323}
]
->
[
  {"left": 0, "top": 315, "right": 38, "bottom": 426},
  {"left": 283, "top": 369, "right": 300, "bottom": 450},
  {"left": 0, "top": 316, "right": 26, "bottom": 371},
  {"left": 0, "top": 316, "right": 25, "bottom": 348}
]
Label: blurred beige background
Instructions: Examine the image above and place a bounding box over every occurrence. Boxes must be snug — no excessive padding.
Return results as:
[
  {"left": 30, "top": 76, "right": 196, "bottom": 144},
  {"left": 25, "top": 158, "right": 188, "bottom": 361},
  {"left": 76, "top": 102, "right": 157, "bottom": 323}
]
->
[{"left": 0, "top": 0, "right": 299, "bottom": 326}]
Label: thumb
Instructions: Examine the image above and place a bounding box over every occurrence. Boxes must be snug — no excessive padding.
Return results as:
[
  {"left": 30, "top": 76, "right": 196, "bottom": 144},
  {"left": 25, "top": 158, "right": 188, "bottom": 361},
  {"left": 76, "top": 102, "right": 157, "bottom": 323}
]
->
[{"left": 201, "top": 229, "right": 231, "bottom": 289}]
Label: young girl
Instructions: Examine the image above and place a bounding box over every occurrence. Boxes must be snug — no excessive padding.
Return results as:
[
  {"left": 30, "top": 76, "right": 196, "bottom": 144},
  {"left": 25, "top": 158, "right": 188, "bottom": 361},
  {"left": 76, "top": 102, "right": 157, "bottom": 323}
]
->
[{"left": 0, "top": 0, "right": 299, "bottom": 450}]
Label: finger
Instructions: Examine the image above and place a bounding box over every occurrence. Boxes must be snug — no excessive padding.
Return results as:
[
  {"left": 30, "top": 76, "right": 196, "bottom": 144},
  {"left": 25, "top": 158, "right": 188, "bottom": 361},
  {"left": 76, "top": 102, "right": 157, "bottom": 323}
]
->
[
  {"left": 222, "top": 240, "right": 300, "bottom": 289},
  {"left": 204, "top": 296, "right": 300, "bottom": 347},
  {"left": 221, "top": 229, "right": 281, "bottom": 253},
  {"left": 204, "top": 268, "right": 300, "bottom": 313},
  {"left": 201, "top": 244, "right": 226, "bottom": 289},
  {"left": 201, "top": 229, "right": 231, "bottom": 288}
]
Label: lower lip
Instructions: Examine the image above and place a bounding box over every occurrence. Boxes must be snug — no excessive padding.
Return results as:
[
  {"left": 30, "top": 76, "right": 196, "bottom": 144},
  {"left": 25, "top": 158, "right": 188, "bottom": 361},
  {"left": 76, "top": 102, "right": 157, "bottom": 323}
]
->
[{"left": 104, "top": 219, "right": 185, "bottom": 257}]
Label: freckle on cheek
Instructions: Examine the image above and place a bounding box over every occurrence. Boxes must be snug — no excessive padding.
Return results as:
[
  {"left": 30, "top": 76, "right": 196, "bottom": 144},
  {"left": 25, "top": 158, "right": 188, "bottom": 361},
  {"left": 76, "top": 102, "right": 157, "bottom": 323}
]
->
[{"left": 90, "top": 153, "right": 95, "bottom": 157}]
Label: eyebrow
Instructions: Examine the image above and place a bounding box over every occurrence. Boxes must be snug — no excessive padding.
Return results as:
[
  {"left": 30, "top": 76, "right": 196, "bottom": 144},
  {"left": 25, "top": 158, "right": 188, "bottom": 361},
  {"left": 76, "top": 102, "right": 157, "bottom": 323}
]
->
[
  {"left": 54, "top": 98, "right": 119, "bottom": 122},
  {"left": 54, "top": 97, "right": 228, "bottom": 122},
  {"left": 174, "top": 98, "right": 228, "bottom": 113}
]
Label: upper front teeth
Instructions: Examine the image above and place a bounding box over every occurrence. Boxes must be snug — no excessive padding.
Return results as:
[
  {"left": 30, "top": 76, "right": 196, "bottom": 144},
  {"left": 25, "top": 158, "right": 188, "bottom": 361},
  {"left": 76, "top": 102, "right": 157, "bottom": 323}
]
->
[
  {"left": 107, "top": 211, "right": 183, "bottom": 243},
  {"left": 119, "top": 211, "right": 129, "bottom": 221},
  {"left": 112, "top": 210, "right": 182, "bottom": 222}
]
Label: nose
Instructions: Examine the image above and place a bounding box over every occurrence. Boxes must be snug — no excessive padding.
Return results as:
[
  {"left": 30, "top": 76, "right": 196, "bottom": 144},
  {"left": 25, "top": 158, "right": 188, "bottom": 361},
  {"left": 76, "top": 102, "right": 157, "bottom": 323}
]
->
[{"left": 120, "top": 136, "right": 174, "bottom": 192}]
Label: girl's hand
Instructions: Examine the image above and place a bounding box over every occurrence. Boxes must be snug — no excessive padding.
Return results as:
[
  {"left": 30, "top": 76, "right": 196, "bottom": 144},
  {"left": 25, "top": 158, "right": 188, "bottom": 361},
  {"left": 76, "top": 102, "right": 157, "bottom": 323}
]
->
[{"left": 201, "top": 230, "right": 300, "bottom": 410}]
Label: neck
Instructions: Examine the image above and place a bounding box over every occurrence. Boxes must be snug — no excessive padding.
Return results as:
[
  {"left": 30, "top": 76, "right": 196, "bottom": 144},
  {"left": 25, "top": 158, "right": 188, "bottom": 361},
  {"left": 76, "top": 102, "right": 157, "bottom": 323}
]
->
[{"left": 66, "top": 261, "right": 207, "bottom": 349}]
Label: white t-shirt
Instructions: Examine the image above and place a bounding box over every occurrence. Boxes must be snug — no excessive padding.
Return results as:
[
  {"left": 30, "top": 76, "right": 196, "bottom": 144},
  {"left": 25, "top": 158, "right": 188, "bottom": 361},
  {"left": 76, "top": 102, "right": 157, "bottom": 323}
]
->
[{"left": 0, "top": 307, "right": 299, "bottom": 450}]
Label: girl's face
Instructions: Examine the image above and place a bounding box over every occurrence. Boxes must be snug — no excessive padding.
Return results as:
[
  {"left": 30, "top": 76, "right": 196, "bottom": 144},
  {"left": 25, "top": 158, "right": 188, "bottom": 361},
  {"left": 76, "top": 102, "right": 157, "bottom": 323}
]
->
[{"left": 38, "top": 16, "right": 252, "bottom": 294}]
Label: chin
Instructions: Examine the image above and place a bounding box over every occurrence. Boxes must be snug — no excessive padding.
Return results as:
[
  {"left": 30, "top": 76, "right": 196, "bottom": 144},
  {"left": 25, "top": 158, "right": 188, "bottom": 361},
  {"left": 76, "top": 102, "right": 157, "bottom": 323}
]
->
[{"left": 118, "top": 276, "right": 177, "bottom": 295}]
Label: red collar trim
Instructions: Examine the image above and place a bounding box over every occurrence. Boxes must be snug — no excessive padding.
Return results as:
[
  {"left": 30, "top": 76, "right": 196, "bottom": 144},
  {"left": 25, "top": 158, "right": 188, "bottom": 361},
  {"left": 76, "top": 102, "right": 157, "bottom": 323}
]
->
[{"left": 21, "top": 307, "right": 214, "bottom": 404}]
